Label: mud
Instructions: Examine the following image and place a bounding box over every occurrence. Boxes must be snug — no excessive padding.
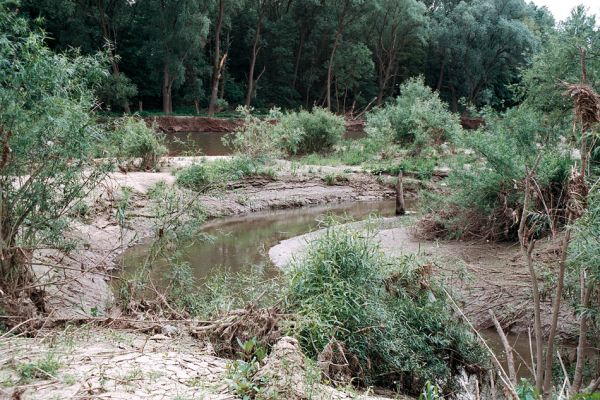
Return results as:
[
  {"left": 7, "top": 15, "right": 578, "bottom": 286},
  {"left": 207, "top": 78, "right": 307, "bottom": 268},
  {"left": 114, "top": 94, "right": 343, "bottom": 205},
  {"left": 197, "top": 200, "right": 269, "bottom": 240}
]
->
[{"left": 147, "top": 115, "right": 366, "bottom": 134}]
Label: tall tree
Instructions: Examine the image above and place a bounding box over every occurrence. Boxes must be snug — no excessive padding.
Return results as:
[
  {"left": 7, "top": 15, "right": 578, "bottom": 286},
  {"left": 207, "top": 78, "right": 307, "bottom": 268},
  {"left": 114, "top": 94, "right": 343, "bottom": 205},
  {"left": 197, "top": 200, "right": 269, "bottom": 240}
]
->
[
  {"left": 368, "top": 0, "right": 428, "bottom": 104},
  {"left": 133, "top": 0, "right": 209, "bottom": 113}
]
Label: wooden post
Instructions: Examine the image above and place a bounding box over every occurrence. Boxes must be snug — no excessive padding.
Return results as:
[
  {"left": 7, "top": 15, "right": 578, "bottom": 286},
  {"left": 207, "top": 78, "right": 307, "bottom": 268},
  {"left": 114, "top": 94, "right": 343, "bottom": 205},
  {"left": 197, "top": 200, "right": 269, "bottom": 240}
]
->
[{"left": 395, "top": 170, "right": 405, "bottom": 216}]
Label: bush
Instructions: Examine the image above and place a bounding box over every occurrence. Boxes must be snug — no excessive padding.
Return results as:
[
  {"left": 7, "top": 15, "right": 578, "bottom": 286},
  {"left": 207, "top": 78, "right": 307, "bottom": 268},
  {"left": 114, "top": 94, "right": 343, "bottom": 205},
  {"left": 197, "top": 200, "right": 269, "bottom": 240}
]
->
[
  {"left": 176, "top": 156, "right": 269, "bottom": 192},
  {"left": 366, "top": 77, "right": 462, "bottom": 152},
  {"left": 109, "top": 116, "right": 167, "bottom": 169},
  {"left": 223, "top": 106, "right": 283, "bottom": 159},
  {"left": 284, "top": 224, "right": 488, "bottom": 393},
  {"left": 421, "top": 106, "right": 571, "bottom": 240},
  {"left": 275, "top": 107, "right": 345, "bottom": 154},
  {"left": 96, "top": 72, "right": 137, "bottom": 111}
]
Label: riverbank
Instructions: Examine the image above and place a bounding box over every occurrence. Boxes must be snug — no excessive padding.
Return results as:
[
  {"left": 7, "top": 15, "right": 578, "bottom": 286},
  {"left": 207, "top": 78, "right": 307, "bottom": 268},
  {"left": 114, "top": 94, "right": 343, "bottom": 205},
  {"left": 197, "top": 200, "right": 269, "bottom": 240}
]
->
[
  {"left": 147, "top": 115, "right": 366, "bottom": 134},
  {"left": 23, "top": 157, "right": 404, "bottom": 322},
  {"left": 269, "top": 218, "right": 579, "bottom": 340}
]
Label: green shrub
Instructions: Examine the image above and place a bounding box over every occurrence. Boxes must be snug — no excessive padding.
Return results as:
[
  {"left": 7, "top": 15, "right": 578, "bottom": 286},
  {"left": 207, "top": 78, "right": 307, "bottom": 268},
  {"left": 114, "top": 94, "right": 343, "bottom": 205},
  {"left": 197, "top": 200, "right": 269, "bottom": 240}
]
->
[
  {"left": 422, "top": 105, "right": 571, "bottom": 240},
  {"left": 366, "top": 77, "right": 462, "bottom": 152},
  {"left": 284, "top": 224, "right": 488, "bottom": 393},
  {"left": 176, "top": 156, "right": 268, "bottom": 192},
  {"left": 223, "top": 106, "right": 284, "bottom": 158},
  {"left": 109, "top": 116, "right": 167, "bottom": 169},
  {"left": 275, "top": 107, "right": 345, "bottom": 154}
]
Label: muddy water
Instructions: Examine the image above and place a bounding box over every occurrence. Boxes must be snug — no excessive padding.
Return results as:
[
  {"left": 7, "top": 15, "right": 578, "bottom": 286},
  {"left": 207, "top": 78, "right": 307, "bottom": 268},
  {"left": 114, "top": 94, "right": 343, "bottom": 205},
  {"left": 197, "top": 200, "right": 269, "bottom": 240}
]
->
[
  {"left": 121, "top": 198, "right": 544, "bottom": 380},
  {"left": 165, "top": 130, "right": 367, "bottom": 156},
  {"left": 122, "top": 200, "right": 396, "bottom": 283}
]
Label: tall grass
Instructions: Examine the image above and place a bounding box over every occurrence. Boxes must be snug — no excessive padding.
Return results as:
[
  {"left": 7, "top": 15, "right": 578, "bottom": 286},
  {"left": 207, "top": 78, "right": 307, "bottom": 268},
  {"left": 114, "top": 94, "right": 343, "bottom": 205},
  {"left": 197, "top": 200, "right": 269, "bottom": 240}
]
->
[{"left": 283, "top": 224, "right": 488, "bottom": 394}]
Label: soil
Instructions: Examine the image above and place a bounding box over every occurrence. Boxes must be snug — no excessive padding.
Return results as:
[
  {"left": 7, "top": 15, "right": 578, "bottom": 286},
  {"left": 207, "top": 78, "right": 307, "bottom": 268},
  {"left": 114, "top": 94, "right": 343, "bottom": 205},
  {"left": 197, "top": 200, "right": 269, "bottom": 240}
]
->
[
  {"left": 0, "top": 327, "right": 400, "bottom": 399},
  {"left": 269, "top": 218, "right": 579, "bottom": 339}
]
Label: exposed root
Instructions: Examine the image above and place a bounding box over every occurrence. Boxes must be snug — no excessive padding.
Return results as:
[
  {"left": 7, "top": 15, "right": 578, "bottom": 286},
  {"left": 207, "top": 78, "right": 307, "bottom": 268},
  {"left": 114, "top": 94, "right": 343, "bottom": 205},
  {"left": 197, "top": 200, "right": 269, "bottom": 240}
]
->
[{"left": 317, "top": 338, "right": 363, "bottom": 385}]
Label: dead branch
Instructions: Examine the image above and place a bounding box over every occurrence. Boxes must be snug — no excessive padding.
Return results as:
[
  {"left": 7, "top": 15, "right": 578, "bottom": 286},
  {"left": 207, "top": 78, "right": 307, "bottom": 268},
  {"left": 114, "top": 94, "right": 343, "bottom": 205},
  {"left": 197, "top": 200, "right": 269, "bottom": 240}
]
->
[{"left": 489, "top": 310, "right": 516, "bottom": 386}]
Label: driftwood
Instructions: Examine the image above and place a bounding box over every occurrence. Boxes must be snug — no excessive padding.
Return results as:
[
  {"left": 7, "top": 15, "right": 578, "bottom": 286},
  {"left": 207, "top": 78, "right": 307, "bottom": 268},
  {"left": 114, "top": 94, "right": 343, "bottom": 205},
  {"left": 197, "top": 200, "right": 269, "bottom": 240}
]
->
[
  {"left": 395, "top": 170, "right": 405, "bottom": 216},
  {"left": 192, "top": 304, "right": 283, "bottom": 357}
]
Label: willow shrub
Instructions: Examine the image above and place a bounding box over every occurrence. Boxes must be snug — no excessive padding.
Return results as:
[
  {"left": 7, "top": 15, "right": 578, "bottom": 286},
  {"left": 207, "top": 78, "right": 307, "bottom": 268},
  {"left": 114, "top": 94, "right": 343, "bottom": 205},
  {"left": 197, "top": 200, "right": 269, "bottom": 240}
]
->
[
  {"left": 275, "top": 107, "right": 345, "bottom": 155},
  {"left": 366, "top": 76, "right": 462, "bottom": 153},
  {"left": 107, "top": 116, "right": 167, "bottom": 169},
  {"left": 0, "top": 7, "right": 110, "bottom": 290},
  {"left": 423, "top": 105, "right": 572, "bottom": 240},
  {"left": 284, "top": 224, "right": 487, "bottom": 394}
]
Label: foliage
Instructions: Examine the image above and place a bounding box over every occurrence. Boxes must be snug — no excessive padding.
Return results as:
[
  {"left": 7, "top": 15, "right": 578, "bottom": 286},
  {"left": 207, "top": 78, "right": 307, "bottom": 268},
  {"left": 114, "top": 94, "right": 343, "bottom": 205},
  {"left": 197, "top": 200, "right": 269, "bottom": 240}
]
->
[
  {"left": 223, "top": 106, "right": 284, "bottom": 158},
  {"left": 366, "top": 77, "right": 462, "bottom": 152},
  {"left": 21, "top": 0, "right": 547, "bottom": 112},
  {"left": 419, "top": 381, "right": 442, "bottom": 400},
  {"left": 96, "top": 72, "right": 138, "bottom": 111},
  {"left": 0, "top": 5, "right": 110, "bottom": 290},
  {"left": 284, "top": 224, "right": 488, "bottom": 393},
  {"left": 275, "top": 107, "right": 345, "bottom": 155},
  {"left": 107, "top": 116, "right": 167, "bottom": 169},
  {"left": 175, "top": 156, "right": 270, "bottom": 192},
  {"left": 423, "top": 105, "right": 572, "bottom": 240},
  {"left": 515, "top": 378, "right": 540, "bottom": 400},
  {"left": 225, "top": 338, "right": 268, "bottom": 399},
  {"left": 17, "top": 353, "right": 62, "bottom": 383},
  {"left": 520, "top": 7, "right": 600, "bottom": 123}
]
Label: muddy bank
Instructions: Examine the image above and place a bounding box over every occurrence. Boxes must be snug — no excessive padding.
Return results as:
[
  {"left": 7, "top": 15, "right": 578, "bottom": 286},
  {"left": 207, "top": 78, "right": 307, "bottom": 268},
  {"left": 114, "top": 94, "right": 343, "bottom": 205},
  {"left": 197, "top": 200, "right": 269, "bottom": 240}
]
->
[
  {"left": 269, "top": 218, "right": 579, "bottom": 339},
  {"left": 30, "top": 157, "right": 405, "bottom": 321},
  {"left": 0, "top": 326, "right": 401, "bottom": 400},
  {"left": 147, "top": 115, "right": 365, "bottom": 134}
]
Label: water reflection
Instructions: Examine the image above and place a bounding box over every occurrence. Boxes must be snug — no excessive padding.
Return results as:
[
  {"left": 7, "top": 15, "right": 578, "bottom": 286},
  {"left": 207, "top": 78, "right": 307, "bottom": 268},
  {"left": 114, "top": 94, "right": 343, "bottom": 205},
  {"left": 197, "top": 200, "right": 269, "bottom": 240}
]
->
[{"left": 123, "top": 200, "right": 395, "bottom": 284}]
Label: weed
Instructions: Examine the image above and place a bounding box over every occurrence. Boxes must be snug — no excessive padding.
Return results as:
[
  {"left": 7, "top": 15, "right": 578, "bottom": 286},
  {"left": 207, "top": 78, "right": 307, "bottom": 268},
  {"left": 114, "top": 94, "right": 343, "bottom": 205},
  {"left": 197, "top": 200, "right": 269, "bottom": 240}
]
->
[
  {"left": 225, "top": 338, "right": 268, "bottom": 399},
  {"left": 17, "top": 353, "right": 62, "bottom": 383}
]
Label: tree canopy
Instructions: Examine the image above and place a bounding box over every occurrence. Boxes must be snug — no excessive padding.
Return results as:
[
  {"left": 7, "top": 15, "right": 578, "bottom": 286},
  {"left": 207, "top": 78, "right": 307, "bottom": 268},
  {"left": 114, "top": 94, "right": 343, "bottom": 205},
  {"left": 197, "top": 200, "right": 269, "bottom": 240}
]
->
[{"left": 17, "top": 0, "right": 555, "bottom": 113}]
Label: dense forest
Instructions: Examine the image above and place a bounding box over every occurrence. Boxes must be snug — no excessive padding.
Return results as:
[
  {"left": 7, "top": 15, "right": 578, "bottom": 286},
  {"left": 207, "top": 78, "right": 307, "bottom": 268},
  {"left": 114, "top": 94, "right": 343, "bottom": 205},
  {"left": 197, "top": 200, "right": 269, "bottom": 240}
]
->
[{"left": 19, "top": 0, "right": 552, "bottom": 114}]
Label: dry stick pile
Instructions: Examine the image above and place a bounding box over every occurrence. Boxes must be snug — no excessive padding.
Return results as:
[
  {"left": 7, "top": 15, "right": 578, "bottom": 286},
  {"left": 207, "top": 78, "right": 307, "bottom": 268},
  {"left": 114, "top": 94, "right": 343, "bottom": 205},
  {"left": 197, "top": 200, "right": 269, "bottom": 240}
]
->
[{"left": 564, "top": 83, "right": 600, "bottom": 131}]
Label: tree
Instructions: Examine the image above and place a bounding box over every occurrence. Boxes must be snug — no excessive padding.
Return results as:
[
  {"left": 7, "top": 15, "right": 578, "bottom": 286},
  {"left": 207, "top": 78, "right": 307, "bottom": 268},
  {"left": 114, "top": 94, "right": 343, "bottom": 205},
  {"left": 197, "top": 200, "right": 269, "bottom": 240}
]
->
[
  {"left": 426, "top": 0, "right": 537, "bottom": 109},
  {"left": 324, "top": 0, "right": 370, "bottom": 110},
  {"left": 0, "top": 6, "right": 109, "bottom": 297},
  {"left": 368, "top": 0, "right": 428, "bottom": 104},
  {"left": 132, "top": 0, "right": 209, "bottom": 113}
]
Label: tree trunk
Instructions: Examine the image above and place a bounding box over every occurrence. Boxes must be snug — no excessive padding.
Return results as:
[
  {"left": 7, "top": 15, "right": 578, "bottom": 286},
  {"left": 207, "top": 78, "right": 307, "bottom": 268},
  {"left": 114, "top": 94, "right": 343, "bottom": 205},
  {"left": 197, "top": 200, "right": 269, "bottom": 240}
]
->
[
  {"left": 245, "top": 10, "right": 263, "bottom": 107},
  {"left": 292, "top": 27, "right": 306, "bottom": 89},
  {"left": 572, "top": 282, "right": 594, "bottom": 393},
  {"left": 543, "top": 226, "right": 572, "bottom": 395},
  {"left": 162, "top": 62, "right": 172, "bottom": 114},
  {"left": 97, "top": 0, "right": 130, "bottom": 113},
  {"left": 395, "top": 171, "right": 405, "bottom": 216},
  {"left": 208, "top": 0, "right": 225, "bottom": 116},
  {"left": 326, "top": 32, "right": 341, "bottom": 111}
]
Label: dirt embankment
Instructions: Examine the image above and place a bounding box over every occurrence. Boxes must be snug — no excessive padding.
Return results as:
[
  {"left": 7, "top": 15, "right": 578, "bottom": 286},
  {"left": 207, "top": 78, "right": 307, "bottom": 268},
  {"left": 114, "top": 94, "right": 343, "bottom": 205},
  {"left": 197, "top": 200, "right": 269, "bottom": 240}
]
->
[
  {"left": 269, "top": 218, "right": 578, "bottom": 339},
  {"left": 147, "top": 115, "right": 365, "bottom": 133}
]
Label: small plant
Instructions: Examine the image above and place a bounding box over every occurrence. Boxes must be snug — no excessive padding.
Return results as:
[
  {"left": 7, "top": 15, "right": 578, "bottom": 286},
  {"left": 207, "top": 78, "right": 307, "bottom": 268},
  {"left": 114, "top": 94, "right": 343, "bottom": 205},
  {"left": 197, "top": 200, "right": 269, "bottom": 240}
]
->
[
  {"left": 17, "top": 353, "right": 62, "bottom": 383},
  {"left": 419, "top": 381, "right": 441, "bottom": 400},
  {"left": 225, "top": 338, "right": 268, "bottom": 399},
  {"left": 176, "top": 156, "right": 268, "bottom": 192},
  {"left": 223, "top": 106, "right": 283, "bottom": 159}
]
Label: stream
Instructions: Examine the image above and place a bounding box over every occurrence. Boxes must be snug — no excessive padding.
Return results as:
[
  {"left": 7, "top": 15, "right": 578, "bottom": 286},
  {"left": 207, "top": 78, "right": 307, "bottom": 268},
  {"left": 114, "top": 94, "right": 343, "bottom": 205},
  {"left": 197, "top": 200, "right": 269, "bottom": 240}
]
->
[
  {"left": 122, "top": 199, "right": 537, "bottom": 380},
  {"left": 164, "top": 130, "right": 366, "bottom": 156}
]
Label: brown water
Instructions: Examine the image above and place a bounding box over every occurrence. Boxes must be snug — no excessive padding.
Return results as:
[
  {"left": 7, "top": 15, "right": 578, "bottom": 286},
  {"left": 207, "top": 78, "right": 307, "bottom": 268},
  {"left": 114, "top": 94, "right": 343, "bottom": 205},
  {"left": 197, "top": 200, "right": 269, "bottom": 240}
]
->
[
  {"left": 122, "top": 200, "right": 396, "bottom": 284},
  {"left": 164, "top": 130, "right": 367, "bottom": 156}
]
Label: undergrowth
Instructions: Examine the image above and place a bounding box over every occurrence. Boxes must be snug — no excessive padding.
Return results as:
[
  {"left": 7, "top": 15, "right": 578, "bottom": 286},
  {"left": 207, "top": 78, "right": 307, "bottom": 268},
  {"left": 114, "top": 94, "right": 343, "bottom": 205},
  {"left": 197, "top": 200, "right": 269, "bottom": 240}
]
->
[
  {"left": 175, "top": 156, "right": 274, "bottom": 192},
  {"left": 283, "top": 223, "right": 488, "bottom": 394}
]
